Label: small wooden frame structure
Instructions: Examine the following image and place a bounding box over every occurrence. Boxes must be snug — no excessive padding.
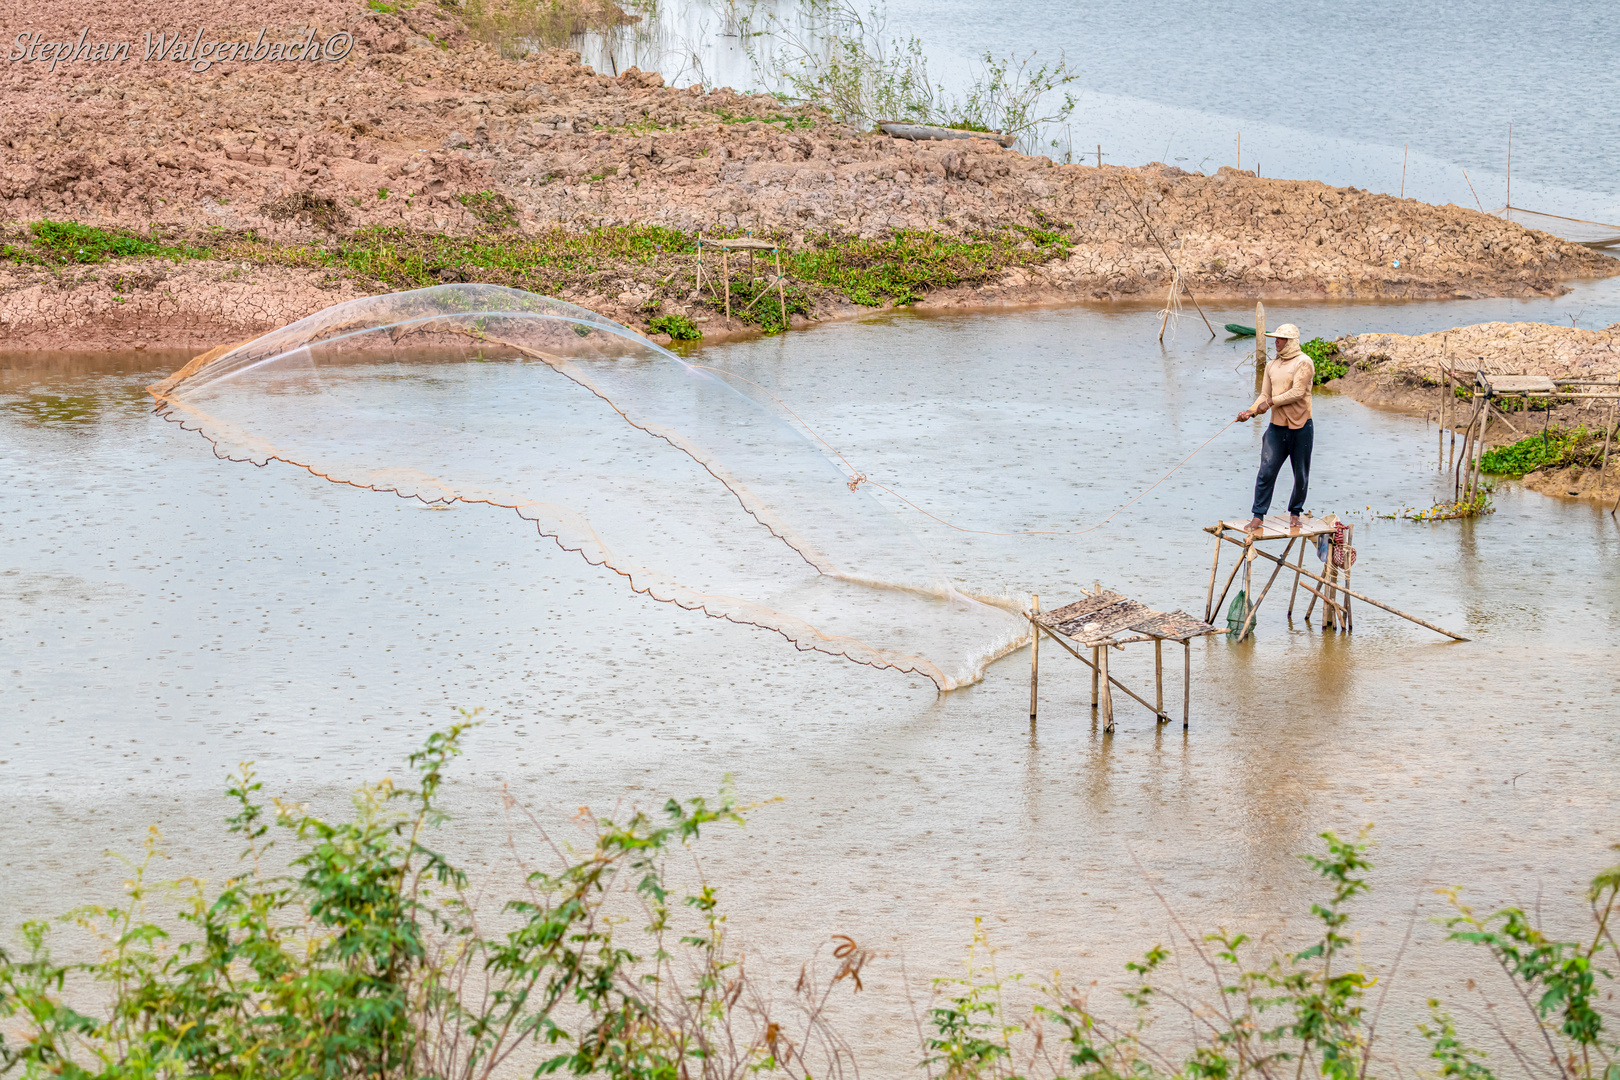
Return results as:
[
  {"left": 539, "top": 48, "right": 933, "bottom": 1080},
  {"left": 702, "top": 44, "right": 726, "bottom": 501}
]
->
[
  {"left": 695, "top": 236, "right": 788, "bottom": 327},
  {"left": 1203, "top": 516, "right": 1469, "bottom": 642},
  {"left": 1027, "top": 587, "right": 1220, "bottom": 733},
  {"left": 1436, "top": 368, "right": 1620, "bottom": 511}
]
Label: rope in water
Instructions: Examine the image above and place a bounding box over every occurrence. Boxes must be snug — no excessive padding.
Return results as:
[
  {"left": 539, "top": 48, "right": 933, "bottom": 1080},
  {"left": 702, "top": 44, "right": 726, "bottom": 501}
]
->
[{"left": 691, "top": 364, "right": 1240, "bottom": 537}]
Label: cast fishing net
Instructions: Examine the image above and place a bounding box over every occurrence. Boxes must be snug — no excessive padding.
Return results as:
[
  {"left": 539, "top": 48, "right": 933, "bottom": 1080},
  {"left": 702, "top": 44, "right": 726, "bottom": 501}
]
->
[{"left": 149, "top": 284, "right": 1026, "bottom": 689}]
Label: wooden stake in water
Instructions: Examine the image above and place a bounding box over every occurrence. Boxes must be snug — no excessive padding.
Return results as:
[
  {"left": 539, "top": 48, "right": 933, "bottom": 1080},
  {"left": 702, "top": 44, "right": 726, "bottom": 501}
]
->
[
  {"left": 1506, "top": 124, "right": 1512, "bottom": 220},
  {"left": 1254, "top": 301, "right": 1267, "bottom": 395},
  {"left": 1028, "top": 595, "right": 1040, "bottom": 721},
  {"left": 1097, "top": 144, "right": 1102, "bottom": 168}
]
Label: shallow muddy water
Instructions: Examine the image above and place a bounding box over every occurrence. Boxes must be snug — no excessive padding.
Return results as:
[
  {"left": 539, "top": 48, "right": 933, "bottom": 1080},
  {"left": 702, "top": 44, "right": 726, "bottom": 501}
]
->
[{"left": 4, "top": 284, "right": 1620, "bottom": 1071}]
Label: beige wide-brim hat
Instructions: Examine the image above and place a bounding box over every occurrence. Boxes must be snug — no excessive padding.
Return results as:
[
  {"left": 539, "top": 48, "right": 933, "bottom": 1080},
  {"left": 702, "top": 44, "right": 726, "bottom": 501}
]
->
[{"left": 1265, "top": 323, "right": 1301, "bottom": 340}]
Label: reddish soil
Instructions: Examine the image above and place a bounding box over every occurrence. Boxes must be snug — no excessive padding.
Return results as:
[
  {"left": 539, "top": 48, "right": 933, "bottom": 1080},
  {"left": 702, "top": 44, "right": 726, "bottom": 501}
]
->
[{"left": 3, "top": 0, "right": 1616, "bottom": 349}]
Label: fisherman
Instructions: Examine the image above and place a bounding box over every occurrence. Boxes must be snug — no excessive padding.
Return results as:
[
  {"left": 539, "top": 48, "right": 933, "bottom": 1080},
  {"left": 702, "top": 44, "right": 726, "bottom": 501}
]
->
[{"left": 1236, "top": 322, "right": 1314, "bottom": 532}]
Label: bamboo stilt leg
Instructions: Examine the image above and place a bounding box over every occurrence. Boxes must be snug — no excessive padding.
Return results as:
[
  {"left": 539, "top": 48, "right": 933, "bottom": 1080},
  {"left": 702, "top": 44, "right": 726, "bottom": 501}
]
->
[
  {"left": 1029, "top": 595, "right": 1040, "bottom": 721},
  {"left": 1099, "top": 643, "right": 1114, "bottom": 732},
  {"left": 1204, "top": 536, "right": 1223, "bottom": 621},
  {"left": 1238, "top": 536, "right": 1296, "bottom": 641},
  {"left": 1183, "top": 641, "right": 1190, "bottom": 728},
  {"left": 722, "top": 251, "right": 730, "bottom": 320},
  {"left": 1154, "top": 638, "right": 1164, "bottom": 722},
  {"left": 1254, "top": 302, "right": 1267, "bottom": 395},
  {"left": 775, "top": 249, "right": 787, "bottom": 328},
  {"left": 1242, "top": 539, "right": 1254, "bottom": 628},
  {"left": 1334, "top": 527, "right": 1347, "bottom": 628},
  {"left": 1599, "top": 400, "right": 1616, "bottom": 491},
  {"left": 1287, "top": 538, "right": 1307, "bottom": 617},
  {"left": 1090, "top": 646, "right": 1100, "bottom": 710}
]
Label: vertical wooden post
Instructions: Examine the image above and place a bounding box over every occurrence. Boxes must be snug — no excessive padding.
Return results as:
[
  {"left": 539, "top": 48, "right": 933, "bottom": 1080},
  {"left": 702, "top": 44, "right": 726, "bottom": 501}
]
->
[
  {"left": 1439, "top": 368, "right": 1447, "bottom": 467},
  {"left": 1099, "top": 643, "right": 1114, "bottom": 732},
  {"left": 1204, "top": 535, "right": 1223, "bottom": 622},
  {"left": 1154, "top": 637, "right": 1164, "bottom": 722},
  {"left": 774, "top": 248, "right": 787, "bottom": 329},
  {"left": 1287, "top": 538, "right": 1307, "bottom": 617},
  {"left": 1334, "top": 524, "right": 1347, "bottom": 628},
  {"left": 722, "top": 250, "right": 731, "bottom": 320},
  {"left": 1029, "top": 595, "right": 1040, "bottom": 721},
  {"left": 1600, "top": 399, "right": 1616, "bottom": 490},
  {"left": 1472, "top": 407, "right": 1489, "bottom": 505},
  {"left": 1182, "top": 640, "right": 1190, "bottom": 728},
  {"left": 695, "top": 236, "right": 704, "bottom": 296},
  {"left": 1097, "top": 144, "right": 1101, "bottom": 168},
  {"left": 1090, "top": 646, "right": 1100, "bottom": 710},
  {"left": 1242, "top": 538, "right": 1254, "bottom": 629},
  {"left": 1254, "top": 301, "right": 1267, "bottom": 395}
]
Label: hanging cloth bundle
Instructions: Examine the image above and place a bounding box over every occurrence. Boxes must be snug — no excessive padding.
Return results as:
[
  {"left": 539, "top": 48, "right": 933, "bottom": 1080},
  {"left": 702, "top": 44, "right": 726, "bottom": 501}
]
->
[{"left": 1330, "top": 521, "right": 1357, "bottom": 569}]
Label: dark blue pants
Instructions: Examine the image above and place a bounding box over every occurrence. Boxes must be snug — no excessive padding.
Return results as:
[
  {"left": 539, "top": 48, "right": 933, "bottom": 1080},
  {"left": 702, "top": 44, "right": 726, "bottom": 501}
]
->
[{"left": 1251, "top": 420, "right": 1313, "bottom": 518}]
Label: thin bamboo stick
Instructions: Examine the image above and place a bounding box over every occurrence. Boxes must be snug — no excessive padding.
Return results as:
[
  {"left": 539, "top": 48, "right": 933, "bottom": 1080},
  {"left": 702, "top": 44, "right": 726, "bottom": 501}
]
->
[
  {"left": 1204, "top": 535, "right": 1223, "bottom": 621},
  {"left": 1029, "top": 621, "right": 1164, "bottom": 718},
  {"left": 1254, "top": 301, "right": 1267, "bottom": 395},
  {"left": 1599, "top": 401, "right": 1615, "bottom": 491},
  {"left": 1099, "top": 641, "right": 1114, "bottom": 731},
  {"left": 1238, "top": 536, "right": 1297, "bottom": 641},
  {"left": 1242, "top": 537, "right": 1254, "bottom": 630},
  {"left": 1287, "top": 538, "right": 1307, "bottom": 617},
  {"left": 1029, "top": 594, "right": 1040, "bottom": 721},
  {"left": 722, "top": 250, "right": 731, "bottom": 320},
  {"left": 775, "top": 249, "right": 787, "bottom": 328},
  {"left": 1154, "top": 638, "right": 1164, "bottom": 720},
  {"left": 1343, "top": 525, "right": 1354, "bottom": 632},
  {"left": 1182, "top": 642, "right": 1190, "bottom": 728},
  {"left": 1204, "top": 528, "right": 1469, "bottom": 640},
  {"left": 1090, "top": 645, "right": 1099, "bottom": 710}
]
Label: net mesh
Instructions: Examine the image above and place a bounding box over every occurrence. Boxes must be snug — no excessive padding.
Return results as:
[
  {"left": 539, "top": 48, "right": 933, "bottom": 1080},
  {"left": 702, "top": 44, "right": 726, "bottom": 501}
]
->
[
  {"left": 1501, "top": 206, "right": 1620, "bottom": 249},
  {"left": 148, "top": 284, "right": 1027, "bottom": 689}
]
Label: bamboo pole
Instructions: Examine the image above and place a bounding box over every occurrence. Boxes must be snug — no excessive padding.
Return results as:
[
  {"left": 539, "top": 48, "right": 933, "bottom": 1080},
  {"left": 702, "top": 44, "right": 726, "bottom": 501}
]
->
[
  {"left": 775, "top": 249, "right": 787, "bottom": 328},
  {"left": 1158, "top": 272, "right": 1176, "bottom": 343},
  {"left": 1599, "top": 400, "right": 1615, "bottom": 491},
  {"left": 1242, "top": 537, "right": 1254, "bottom": 630},
  {"left": 1154, "top": 638, "right": 1164, "bottom": 720},
  {"left": 1028, "top": 621, "right": 1165, "bottom": 719},
  {"left": 1254, "top": 302, "right": 1267, "bottom": 395},
  {"left": 1401, "top": 143, "right": 1408, "bottom": 198},
  {"left": 1029, "top": 595, "right": 1040, "bottom": 721},
  {"left": 1113, "top": 176, "right": 1215, "bottom": 338},
  {"left": 1472, "top": 407, "right": 1489, "bottom": 504},
  {"left": 1212, "top": 555, "right": 1244, "bottom": 627},
  {"left": 1342, "top": 525, "right": 1354, "bottom": 632},
  {"left": 1238, "top": 536, "right": 1297, "bottom": 641},
  {"left": 1182, "top": 641, "right": 1190, "bottom": 728},
  {"left": 1439, "top": 365, "right": 1447, "bottom": 467},
  {"left": 695, "top": 236, "right": 704, "bottom": 296},
  {"left": 1204, "top": 535, "right": 1223, "bottom": 621},
  {"left": 1287, "top": 538, "right": 1307, "bottom": 617},
  {"left": 1205, "top": 528, "right": 1469, "bottom": 640},
  {"left": 722, "top": 250, "right": 731, "bottom": 320},
  {"left": 1099, "top": 640, "right": 1114, "bottom": 731}
]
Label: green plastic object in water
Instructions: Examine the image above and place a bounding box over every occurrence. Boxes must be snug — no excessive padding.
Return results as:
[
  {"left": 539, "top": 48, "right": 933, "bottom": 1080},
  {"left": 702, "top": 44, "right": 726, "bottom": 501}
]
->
[
  {"left": 1225, "top": 589, "right": 1249, "bottom": 635},
  {"left": 1225, "top": 323, "right": 1256, "bottom": 337}
]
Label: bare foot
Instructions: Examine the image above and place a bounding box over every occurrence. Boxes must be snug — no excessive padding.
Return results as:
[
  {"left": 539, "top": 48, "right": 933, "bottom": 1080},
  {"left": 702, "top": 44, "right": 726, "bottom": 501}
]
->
[
  {"left": 1289, "top": 515, "right": 1303, "bottom": 531},
  {"left": 1244, "top": 517, "right": 1264, "bottom": 533}
]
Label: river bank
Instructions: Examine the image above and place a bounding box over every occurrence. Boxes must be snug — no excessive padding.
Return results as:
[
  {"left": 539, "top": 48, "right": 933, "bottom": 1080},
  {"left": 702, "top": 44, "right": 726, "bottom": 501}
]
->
[
  {"left": 3, "top": 0, "right": 1616, "bottom": 350},
  {"left": 1332, "top": 319, "right": 1620, "bottom": 501}
]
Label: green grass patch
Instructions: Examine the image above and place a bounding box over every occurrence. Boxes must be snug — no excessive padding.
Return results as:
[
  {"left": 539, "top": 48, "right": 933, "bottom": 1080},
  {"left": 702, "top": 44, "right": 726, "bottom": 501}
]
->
[
  {"left": 1481, "top": 424, "right": 1609, "bottom": 475},
  {"left": 716, "top": 110, "right": 816, "bottom": 131},
  {"left": 3, "top": 221, "right": 209, "bottom": 266},
  {"left": 1301, "top": 337, "right": 1348, "bottom": 384},
  {"left": 647, "top": 313, "right": 700, "bottom": 340},
  {"left": 786, "top": 228, "right": 1070, "bottom": 306},
  {"left": 454, "top": 190, "right": 517, "bottom": 229}
]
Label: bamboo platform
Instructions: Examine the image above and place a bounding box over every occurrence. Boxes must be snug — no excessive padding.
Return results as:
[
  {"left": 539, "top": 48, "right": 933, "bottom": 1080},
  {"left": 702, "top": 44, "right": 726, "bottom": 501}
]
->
[
  {"left": 1027, "top": 586, "right": 1220, "bottom": 733},
  {"left": 1203, "top": 517, "right": 1468, "bottom": 642},
  {"left": 695, "top": 235, "right": 788, "bottom": 326}
]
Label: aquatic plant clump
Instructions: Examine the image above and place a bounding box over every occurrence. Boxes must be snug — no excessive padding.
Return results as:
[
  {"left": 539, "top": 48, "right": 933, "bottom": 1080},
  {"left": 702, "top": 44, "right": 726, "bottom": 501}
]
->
[{"left": 147, "top": 284, "right": 1026, "bottom": 688}]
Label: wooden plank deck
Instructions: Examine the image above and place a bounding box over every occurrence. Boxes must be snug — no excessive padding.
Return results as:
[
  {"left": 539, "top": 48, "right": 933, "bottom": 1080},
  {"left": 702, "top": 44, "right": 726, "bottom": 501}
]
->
[{"left": 1217, "top": 514, "right": 1335, "bottom": 540}]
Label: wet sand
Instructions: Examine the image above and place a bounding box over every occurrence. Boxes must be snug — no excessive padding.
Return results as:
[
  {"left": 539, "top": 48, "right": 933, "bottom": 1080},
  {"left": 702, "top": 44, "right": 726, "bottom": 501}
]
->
[{"left": 4, "top": 283, "right": 1619, "bottom": 1071}]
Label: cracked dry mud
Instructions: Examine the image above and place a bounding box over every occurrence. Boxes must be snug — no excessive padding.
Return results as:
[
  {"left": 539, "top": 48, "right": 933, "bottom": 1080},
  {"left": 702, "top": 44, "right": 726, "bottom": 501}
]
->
[{"left": 2, "top": 0, "right": 1617, "bottom": 349}]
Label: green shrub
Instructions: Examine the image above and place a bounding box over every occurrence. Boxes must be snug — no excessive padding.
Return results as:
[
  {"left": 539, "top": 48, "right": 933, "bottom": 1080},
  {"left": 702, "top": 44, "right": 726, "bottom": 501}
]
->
[
  {"left": 1481, "top": 425, "right": 1608, "bottom": 475},
  {"left": 1301, "top": 336, "right": 1348, "bottom": 384},
  {"left": 647, "top": 313, "right": 700, "bottom": 340},
  {"left": 3, "top": 731, "right": 1618, "bottom": 1080}
]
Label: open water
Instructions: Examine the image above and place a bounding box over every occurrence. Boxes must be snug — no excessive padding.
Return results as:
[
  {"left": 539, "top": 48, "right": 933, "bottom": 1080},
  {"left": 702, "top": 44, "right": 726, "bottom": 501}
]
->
[{"left": 4, "top": 279, "right": 1619, "bottom": 1069}]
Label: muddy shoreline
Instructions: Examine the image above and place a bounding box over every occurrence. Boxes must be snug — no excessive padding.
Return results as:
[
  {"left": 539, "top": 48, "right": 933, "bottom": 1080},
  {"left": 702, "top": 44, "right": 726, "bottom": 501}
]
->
[{"left": 4, "top": 0, "right": 1617, "bottom": 351}]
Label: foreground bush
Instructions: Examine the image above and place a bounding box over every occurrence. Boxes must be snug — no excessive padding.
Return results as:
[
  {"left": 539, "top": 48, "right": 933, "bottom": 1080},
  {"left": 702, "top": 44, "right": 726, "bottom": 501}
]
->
[{"left": 2, "top": 724, "right": 1615, "bottom": 1079}]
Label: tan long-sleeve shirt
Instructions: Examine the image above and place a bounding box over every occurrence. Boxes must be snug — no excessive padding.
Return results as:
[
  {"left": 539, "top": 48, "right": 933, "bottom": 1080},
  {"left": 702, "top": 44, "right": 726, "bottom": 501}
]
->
[{"left": 1251, "top": 353, "right": 1314, "bottom": 429}]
